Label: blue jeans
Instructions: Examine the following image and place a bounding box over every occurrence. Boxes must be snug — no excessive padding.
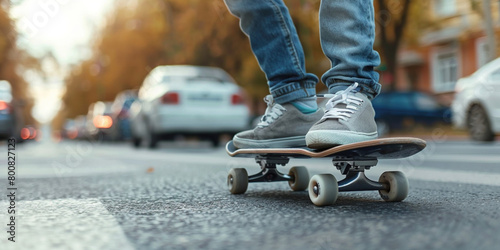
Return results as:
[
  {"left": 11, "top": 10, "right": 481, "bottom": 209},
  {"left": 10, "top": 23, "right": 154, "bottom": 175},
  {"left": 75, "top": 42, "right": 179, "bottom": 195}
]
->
[{"left": 224, "top": 0, "right": 381, "bottom": 103}]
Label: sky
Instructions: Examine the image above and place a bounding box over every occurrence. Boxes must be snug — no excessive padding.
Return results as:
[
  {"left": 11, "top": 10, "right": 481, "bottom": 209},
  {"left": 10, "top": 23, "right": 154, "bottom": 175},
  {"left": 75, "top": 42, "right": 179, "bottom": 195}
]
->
[{"left": 9, "top": 0, "right": 115, "bottom": 123}]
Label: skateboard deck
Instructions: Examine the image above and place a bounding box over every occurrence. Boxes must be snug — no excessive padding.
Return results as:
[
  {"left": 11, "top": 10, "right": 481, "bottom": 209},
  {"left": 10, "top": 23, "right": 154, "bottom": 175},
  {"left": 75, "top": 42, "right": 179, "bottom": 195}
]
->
[{"left": 225, "top": 137, "right": 426, "bottom": 206}]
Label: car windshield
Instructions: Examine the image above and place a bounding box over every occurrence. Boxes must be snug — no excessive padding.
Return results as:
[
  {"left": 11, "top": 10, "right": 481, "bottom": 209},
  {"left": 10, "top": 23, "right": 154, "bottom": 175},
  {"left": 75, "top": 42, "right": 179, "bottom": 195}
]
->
[
  {"left": 415, "top": 94, "right": 440, "bottom": 110},
  {"left": 123, "top": 99, "right": 135, "bottom": 109},
  {"left": 159, "top": 67, "right": 234, "bottom": 84},
  {"left": 0, "top": 91, "right": 12, "bottom": 102},
  {"left": 382, "top": 94, "right": 413, "bottom": 110},
  {"left": 94, "top": 102, "right": 113, "bottom": 114},
  {"left": 472, "top": 58, "right": 500, "bottom": 77},
  {"left": 162, "top": 75, "right": 227, "bottom": 84},
  {"left": 187, "top": 76, "right": 225, "bottom": 83}
]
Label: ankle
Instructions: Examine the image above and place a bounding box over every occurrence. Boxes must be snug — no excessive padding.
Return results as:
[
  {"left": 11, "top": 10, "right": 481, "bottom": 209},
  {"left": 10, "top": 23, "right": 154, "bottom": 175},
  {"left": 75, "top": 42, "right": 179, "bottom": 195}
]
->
[{"left": 290, "top": 97, "right": 318, "bottom": 114}]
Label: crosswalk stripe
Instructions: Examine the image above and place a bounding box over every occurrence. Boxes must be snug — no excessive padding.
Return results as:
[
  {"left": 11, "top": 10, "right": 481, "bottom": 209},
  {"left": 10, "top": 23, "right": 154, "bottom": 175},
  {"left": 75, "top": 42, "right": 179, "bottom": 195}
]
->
[
  {"left": 406, "top": 168, "right": 500, "bottom": 187},
  {"left": 416, "top": 154, "right": 500, "bottom": 164},
  {"left": 0, "top": 198, "right": 134, "bottom": 250}
]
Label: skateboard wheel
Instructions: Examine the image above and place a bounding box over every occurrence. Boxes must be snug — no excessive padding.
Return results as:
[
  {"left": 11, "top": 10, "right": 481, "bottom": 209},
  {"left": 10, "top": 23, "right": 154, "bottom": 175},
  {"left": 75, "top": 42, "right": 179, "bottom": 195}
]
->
[
  {"left": 288, "top": 166, "right": 310, "bottom": 191},
  {"left": 227, "top": 168, "right": 248, "bottom": 194},
  {"left": 308, "top": 174, "right": 338, "bottom": 206},
  {"left": 378, "top": 171, "right": 409, "bottom": 202}
]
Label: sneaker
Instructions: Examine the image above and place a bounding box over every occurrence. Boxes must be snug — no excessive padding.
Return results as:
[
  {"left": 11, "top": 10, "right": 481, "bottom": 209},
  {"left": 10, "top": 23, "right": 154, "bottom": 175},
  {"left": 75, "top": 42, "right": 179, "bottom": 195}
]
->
[
  {"left": 233, "top": 95, "right": 324, "bottom": 149},
  {"left": 306, "top": 83, "right": 378, "bottom": 149}
]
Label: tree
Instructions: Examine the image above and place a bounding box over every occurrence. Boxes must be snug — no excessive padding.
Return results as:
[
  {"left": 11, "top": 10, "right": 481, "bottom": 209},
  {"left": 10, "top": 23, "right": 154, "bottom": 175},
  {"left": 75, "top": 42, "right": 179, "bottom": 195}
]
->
[
  {"left": 62, "top": 0, "right": 425, "bottom": 127},
  {"left": 56, "top": 0, "right": 269, "bottom": 123},
  {"left": 375, "top": 0, "right": 412, "bottom": 91},
  {"left": 0, "top": 1, "right": 38, "bottom": 128}
]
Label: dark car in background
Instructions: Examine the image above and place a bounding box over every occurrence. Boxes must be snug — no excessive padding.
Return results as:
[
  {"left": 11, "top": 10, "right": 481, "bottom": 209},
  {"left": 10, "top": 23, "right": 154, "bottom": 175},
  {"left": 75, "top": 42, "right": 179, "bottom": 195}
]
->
[
  {"left": 0, "top": 80, "right": 15, "bottom": 139},
  {"left": 86, "top": 101, "right": 117, "bottom": 140},
  {"left": 61, "top": 115, "right": 88, "bottom": 140},
  {"left": 110, "top": 90, "right": 138, "bottom": 140},
  {"left": 62, "top": 119, "right": 78, "bottom": 139},
  {"left": 74, "top": 115, "right": 88, "bottom": 139},
  {"left": 372, "top": 91, "right": 451, "bottom": 135}
]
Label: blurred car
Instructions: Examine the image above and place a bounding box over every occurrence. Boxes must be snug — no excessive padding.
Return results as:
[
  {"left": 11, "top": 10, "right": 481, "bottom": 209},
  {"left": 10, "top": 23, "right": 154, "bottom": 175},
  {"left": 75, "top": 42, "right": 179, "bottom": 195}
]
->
[
  {"left": 20, "top": 125, "right": 38, "bottom": 141},
  {"left": 0, "top": 80, "right": 15, "bottom": 139},
  {"left": 371, "top": 91, "right": 451, "bottom": 135},
  {"left": 86, "top": 101, "right": 117, "bottom": 140},
  {"left": 61, "top": 116, "right": 89, "bottom": 140},
  {"left": 452, "top": 58, "right": 500, "bottom": 141},
  {"left": 62, "top": 119, "right": 78, "bottom": 139},
  {"left": 110, "top": 90, "right": 138, "bottom": 140},
  {"left": 74, "top": 115, "right": 88, "bottom": 139},
  {"left": 130, "top": 65, "right": 250, "bottom": 148}
]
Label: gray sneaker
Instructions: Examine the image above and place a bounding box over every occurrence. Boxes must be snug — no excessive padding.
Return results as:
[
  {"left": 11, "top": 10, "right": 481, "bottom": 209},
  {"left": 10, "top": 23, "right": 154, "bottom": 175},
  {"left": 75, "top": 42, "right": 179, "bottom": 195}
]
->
[
  {"left": 306, "top": 83, "right": 378, "bottom": 149},
  {"left": 233, "top": 95, "right": 324, "bottom": 148}
]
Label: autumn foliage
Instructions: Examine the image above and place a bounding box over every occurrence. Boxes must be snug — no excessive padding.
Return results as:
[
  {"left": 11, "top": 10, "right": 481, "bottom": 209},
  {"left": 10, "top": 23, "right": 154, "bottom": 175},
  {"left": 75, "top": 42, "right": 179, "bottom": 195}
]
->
[
  {"left": 0, "top": 1, "right": 37, "bottom": 126},
  {"left": 54, "top": 0, "right": 420, "bottom": 129},
  {"left": 52, "top": 0, "right": 327, "bottom": 127}
]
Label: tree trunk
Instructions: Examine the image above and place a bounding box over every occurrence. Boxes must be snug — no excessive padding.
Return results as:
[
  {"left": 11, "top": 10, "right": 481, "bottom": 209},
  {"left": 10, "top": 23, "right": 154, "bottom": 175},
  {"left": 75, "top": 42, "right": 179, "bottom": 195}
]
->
[{"left": 376, "top": 0, "right": 411, "bottom": 91}]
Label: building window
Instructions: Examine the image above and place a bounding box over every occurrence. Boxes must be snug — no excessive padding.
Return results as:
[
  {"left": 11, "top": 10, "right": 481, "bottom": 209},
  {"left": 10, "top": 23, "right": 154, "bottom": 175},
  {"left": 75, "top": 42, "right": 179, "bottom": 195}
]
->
[
  {"left": 434, "top": 0, "right": 457, "bottom": 16},
  {"left": 432, "top": 48, "right": 460, "bottom": 93},
  {"left": 476, "top": 37, "right": 489, "bottom": 68}
]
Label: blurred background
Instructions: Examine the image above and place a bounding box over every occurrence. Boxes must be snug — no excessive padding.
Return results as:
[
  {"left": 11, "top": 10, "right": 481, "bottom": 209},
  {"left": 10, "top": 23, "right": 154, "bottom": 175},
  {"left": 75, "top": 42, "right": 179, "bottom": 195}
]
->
[{"left": 1, "top": 0, "right": 499, "bottom": 146}]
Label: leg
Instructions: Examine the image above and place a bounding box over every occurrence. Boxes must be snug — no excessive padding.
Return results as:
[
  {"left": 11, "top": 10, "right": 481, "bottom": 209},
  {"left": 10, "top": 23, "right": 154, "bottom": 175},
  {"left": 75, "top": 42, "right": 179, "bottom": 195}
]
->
[
  {"left": 306, "top": 0, "right": 380, "bottom": 148},
  {"left": 224, "top": 0, "right": 318, "bottom": 104},
  {"left": 320, "top": 0, "right": 381, "bottom": 99},
  {"left": 225, "top": 0, "right": 324, "bottom": 149}
]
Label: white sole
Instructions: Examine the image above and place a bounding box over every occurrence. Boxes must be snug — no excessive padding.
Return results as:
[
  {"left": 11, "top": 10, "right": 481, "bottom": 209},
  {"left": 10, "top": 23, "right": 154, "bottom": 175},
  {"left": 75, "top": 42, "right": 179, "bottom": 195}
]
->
[
  {"left": 233, "top": 135, "right": 306, "bottom": 149},
  {"left": 306, "top": 130, "right": 378, "bottom": 149}
]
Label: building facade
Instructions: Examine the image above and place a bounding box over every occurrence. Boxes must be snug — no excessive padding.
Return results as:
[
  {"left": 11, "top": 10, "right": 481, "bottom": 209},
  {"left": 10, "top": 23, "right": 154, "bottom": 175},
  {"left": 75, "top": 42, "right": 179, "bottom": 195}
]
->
[{"left": 395, "top": 0, "right": 499, "bottom": 105}]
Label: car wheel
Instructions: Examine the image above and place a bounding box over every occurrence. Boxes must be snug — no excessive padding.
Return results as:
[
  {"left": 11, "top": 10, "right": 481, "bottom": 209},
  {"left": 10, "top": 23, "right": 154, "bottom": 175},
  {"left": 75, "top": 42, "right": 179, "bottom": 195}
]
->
[
  {"left": 467, "top": 105, "right": 495, "bottom": 142},
  {"left": 132, "top": 137, "right": 141, "bottom": 148},
  {"left": 210, "top": 136, "right": 220, "bottom": 148},
  {"left": 145, "top": 130, "right": 158, "bottom": 149},
  {"left": 142, "top": 125, "right": 157, "bottom": 149}
]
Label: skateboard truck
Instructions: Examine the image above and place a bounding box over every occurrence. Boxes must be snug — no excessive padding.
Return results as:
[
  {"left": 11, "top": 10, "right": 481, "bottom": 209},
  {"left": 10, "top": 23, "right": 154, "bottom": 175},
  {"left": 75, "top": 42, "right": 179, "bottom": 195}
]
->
[
  {"left": 249, "top": 155, "right": 388, "bottom": 191},
  {"left": 249, "top": 156, "right": 293, "bottom": 183},
  {"left": 332, "top": 157, "right": 388, "bottom": 192},
  {"left": 332, "top": 157, "right": 378, "bottom": 174}
]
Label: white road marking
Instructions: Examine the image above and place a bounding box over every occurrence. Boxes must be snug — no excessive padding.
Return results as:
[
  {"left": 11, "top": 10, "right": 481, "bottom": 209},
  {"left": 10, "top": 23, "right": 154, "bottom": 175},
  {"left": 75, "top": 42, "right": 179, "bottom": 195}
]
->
[
  {"left": 14, "top": 143, "right": 500, "bottom": 188},
  {"left": 412, "top": 154, "right": 500, "bottom": 164},
  {"left": 0, "top": 198, "right": 134, "bottom": 250},
  {"left": 406, "top": 168, "right": 500, "bottom": 186}
]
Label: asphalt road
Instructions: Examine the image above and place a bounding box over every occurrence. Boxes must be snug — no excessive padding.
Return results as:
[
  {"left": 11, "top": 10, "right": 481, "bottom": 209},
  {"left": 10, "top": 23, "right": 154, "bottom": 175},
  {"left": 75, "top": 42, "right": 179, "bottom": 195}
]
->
[{"left": 1, "top": 132, "right": 500, "bottom": 250}]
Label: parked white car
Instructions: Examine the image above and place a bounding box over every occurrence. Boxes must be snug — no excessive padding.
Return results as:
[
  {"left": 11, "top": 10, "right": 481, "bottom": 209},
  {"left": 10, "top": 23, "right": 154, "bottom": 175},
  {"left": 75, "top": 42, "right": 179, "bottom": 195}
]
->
[
  {"left": 452, "top": 58, "right": 500, "bottom": 141},
  {"left": 130, "top": 65, "right": 250, "bottom": 148}
]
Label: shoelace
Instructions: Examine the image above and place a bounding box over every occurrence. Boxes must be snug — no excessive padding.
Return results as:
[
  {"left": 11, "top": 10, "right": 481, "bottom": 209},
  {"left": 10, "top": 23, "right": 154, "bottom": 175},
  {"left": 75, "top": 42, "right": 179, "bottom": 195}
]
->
[
  {"left": 257, "top": 95, "right": 286, "bottom": 127},
  {"left": 319, "top": 82, "right": 364, "bottom": 122}
]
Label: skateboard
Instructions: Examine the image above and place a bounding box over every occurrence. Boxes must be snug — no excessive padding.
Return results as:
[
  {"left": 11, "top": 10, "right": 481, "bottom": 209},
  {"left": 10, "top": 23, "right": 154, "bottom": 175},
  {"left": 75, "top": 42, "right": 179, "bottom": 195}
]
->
[{"left": 226, "top": 137, "right": 426, "bottom": 206}]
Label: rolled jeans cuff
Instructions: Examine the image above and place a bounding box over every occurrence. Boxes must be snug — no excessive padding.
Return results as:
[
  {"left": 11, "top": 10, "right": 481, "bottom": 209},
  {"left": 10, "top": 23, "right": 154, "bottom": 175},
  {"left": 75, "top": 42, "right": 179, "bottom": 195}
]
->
[
  {"left": 326, "top": 78, "right": 381, "bottom": 100},
  {"left": 272, "top": 81, "right": 317, "bottom": 104}
]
